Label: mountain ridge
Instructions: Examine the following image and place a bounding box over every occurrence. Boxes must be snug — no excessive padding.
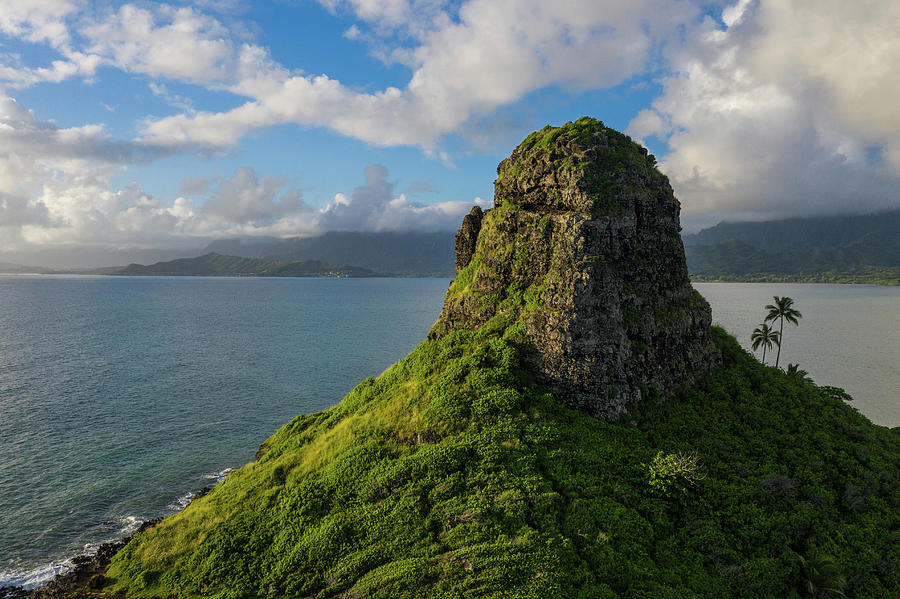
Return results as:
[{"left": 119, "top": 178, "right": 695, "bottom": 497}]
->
[
  {"left": 683, "top": 211, "right": 900, "bottom": 283},
  {"left": 204, "top": 231, "right": 456, "bottom": 277}
]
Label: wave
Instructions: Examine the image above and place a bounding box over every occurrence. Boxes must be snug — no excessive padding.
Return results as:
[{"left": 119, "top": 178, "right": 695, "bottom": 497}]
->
[{"left": 0, "top": 469, "right": 234, "bottom": 591}]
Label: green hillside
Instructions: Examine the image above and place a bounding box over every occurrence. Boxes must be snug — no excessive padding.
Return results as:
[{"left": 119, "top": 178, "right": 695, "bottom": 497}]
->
[
  {"left": 98, "top": 325, "right": 899, "bottom": 598},
  {"left": 112, "top": 253, "right": 377, "bottom": 278},
  {"left": 684, "top": 241, "right": 900, "bottom": 285},
  {"left": 683, "top": 212, "right": 900, "bottom": 284},
  {"left": 41, "top": 119, "right": 900, "bottom": 599}
]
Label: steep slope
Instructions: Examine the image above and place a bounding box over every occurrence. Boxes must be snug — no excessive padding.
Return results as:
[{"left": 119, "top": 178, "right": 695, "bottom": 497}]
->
[
  {"left": 71, "top": 119, "right": 899, "bottom": 599},
  {"left": 95, "top": 328, "right": 900, "bottom": 599},
  {"left": 431, "top": 117, "right": 717, "bottom": 419}
]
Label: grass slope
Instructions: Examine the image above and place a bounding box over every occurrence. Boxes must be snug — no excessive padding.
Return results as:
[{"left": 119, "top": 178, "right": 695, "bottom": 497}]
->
[{"left": 102, "top": 323, "right": 900, "bottom": 598}]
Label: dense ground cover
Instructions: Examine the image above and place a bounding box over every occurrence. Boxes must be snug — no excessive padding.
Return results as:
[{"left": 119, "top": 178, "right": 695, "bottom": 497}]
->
[{"left": 101, "top": 321, "right": 900, "bottom": 598}]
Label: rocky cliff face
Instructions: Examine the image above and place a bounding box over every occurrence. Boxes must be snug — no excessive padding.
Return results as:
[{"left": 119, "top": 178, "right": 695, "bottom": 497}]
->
[{"left": 430, "top": 117, "right": 718, "bottom": 420}]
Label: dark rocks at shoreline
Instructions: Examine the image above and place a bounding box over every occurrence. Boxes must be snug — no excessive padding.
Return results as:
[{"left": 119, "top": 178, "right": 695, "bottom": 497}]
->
[
  {"left": 0, "top": 518, "right": 163, "bottom": 599},
  {"left": 28, "top": 519, "right": 161, "bottom": 599},
  {"left": 1, "top": 586, "right": 31, "bottom": 599}
]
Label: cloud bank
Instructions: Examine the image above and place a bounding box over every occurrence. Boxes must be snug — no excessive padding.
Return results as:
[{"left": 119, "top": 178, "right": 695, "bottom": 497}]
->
[
  {"left": 628, "top": 0, "right": 900, "bottom": 225},
  {"left": 2, "top": 0, "right": 900, "bottom": 256}
]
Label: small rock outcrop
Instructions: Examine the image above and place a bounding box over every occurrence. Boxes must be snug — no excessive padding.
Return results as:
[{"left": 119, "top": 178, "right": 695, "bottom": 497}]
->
[
  {"left": 454, "top": 206, "right": 483, "bottom": 272},
  {"left": 431, "top": 117, "right": 718, "bottom": 420}
]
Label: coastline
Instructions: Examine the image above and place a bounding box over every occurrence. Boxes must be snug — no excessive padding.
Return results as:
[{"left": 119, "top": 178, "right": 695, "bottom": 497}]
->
[
  {"left": 0, "top": 470, "right": 232, "bottom": 598},
  {"left": 689, "top": 273, "right": 900, "bottom": 285}
]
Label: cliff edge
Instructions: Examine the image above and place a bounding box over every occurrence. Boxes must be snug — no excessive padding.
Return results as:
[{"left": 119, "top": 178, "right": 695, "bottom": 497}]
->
[{"left": 431, "top": 117, "right": 717, "bottom": 419}]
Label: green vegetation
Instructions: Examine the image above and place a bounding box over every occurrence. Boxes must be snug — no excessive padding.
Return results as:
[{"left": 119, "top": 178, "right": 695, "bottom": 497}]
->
[
  {"left": 684, "top": 212, "right": 900, "bottom": 286},
  {"left": 101, "top": 324, "right": 900, "bottom": 598},
  {"left": 690, "top": 268, "right": 900, "bottom": 286},
  {"left": 785, "top": 364, "right": 812, "bottom": 384},
  {"left": 765, "top": 296, "right": 802, "bottom": 367},
  {"left": 751, "top": 322, "right": 780, "bottom": 365},
  {"left": 501, "top": 117, "right": 664, "bottom": 219}
]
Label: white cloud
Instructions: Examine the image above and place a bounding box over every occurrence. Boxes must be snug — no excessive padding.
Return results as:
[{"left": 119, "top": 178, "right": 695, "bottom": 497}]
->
[
  {"left": 321, "top": 163, "right": 488, "bottom": 232},
  {"left": 629, "top": 0, "right": 900, "bottom": 224},
  {"left": 139, "top": 0, "right": 700, "bottom": 150},
  {"left": 82, "top": 4, "right": 248, "bottom": 83},
  {"left": 0, "top": 92, "right": 483, "bottom": 255},
  {"left": 201, "top": 167, "right": 305, "bottom": 225},
  {"left": 0, "top": 0, "right": 80, "bottom": 49}
]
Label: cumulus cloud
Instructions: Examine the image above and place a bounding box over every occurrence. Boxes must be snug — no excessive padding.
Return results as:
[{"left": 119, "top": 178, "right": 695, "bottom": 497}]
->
[
  {"left": 200, "top": 167, "right": 305, "bottom": 225},
  {"left": 0, "top": 0, "right": 80, "bottom": 49},
  {"left": 0, "top": 101, "right": 484, "bottom": 257},
  {"left": 138, "top": 0, "right": 700, "bottom": 149},
  {"left": 321, "top": 163, "right": 488, "bottom": 232},
  {"left": 82, "top": 4, "right": 254, "bottom": 84},
  {"left": 628, "top": 0, "right": 900, "bottom": 225},
  {"left": 0, "top": 0, "right": 698, "bottom": 151}
]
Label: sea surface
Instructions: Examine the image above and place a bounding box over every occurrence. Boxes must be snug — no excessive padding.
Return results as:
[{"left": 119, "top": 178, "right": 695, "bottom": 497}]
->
[
  {"left": 694, "top": 283, "right": 900, "bottom": 427},
  {"left": 0, "top": 275, "right": 450, "bottom": 588},
  {"left": 1, "top": 277, "right": 898, "bottom": 589}
]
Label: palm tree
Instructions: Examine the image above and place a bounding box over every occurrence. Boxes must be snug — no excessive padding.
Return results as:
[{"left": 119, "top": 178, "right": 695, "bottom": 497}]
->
[
  {"left": 765, "top": 296, "right": 802, "bottom": 367},
  {"left": 796, "top": 548, "right": 847, "bottom": 598},
  {"left": 751, "top": 323, "right": 780, "bottom": 365},
  {"left": 786, "top": 363, "right": 812, "bottom": 383}
]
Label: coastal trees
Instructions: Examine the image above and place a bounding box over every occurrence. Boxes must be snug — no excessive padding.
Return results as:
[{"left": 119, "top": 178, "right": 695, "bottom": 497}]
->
[
  {"left": 751, "top": 323, "right": 780, "bottom": 365},
  {"left": 765, "top": 296, "right": 802, "bottom": 367},
  {"left": 786, "top": 364, "right": 813, "bottom": 383}
]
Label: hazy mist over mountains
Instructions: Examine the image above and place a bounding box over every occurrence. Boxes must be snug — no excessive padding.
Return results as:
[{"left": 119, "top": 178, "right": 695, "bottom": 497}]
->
[{"left": 3, "top": 210, "right": 898, "bottom": 277}]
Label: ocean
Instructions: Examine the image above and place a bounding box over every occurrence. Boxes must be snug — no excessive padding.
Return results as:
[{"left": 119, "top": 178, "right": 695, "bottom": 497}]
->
[{"left": 1, "top": 276, "right": 897, "bottom": 588}]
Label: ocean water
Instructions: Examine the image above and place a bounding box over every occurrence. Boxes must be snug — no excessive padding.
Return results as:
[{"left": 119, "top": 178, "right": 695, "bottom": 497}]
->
[
  {"left": 694, "top": 283, "right": 900, "bottom": 428},
  {"left": 0, "top": 275, "right": 450, "bottom": 588},
  {"left": 1, "top": 277, "right": 897, "bottom": 589}
]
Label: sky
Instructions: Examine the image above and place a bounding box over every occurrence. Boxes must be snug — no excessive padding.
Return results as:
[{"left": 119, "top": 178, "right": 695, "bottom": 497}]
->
[{"left": 2, "top": 0, "right": 900, "bottom": 266}]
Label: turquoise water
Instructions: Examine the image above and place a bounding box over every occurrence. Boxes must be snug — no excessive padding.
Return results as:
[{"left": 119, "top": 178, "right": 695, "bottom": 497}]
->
[
  {"left": 0, "top": 276, "right": 450, "bottom": 588},
  {"left": 1, "top": 277, "right": 897, "bottom": 588}
]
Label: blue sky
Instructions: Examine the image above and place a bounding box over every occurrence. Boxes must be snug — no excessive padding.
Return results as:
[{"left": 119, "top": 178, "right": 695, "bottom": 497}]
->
[{"left": 2, "top": 0, "right": 899, "bottom": 265}]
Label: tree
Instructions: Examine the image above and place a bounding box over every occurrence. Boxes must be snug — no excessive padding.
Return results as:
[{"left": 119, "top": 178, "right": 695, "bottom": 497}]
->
[
  {"left": 796, "top": 548, "right": 847, "bottom": 598},
  {"left": 765, "top": 296, "right": 802, "bottom": 367},
  {"left": 785, "top": 363, "right": 812, "bottom": 383},
  {"left": 751, "top": 323, "right": 780, "bottom": 365}
]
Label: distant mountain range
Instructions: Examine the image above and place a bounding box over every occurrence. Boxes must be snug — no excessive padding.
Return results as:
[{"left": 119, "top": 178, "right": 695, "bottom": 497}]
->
[
  {"left": 683, "top": 210, "right": 900, "bottom": 284},
  {"left": 4, "top": 212, "right": 899, "bottom": 283},
  {"left": 111, "top": 253, "right": 378, "bottom": 278},
  {"left": 205, "top": 231, "right": 456, "bottom": 276}
]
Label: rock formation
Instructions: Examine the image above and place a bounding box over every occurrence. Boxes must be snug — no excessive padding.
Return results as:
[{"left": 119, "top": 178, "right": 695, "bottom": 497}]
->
[{"left": 431, "top": 117, "right": 718, "bottom": 420}]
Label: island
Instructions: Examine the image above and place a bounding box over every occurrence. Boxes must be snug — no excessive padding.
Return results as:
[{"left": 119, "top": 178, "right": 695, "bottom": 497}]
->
[{"left": 30, "top": 118, "right": 900, "bottom": 599}]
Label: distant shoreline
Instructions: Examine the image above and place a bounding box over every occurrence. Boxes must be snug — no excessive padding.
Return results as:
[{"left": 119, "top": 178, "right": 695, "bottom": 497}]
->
[
  {"left": 690, "top": 274, "right": 900, "bottom": 286},
  {"left": 0, "top": 271, "right": 450, "bottom": 279}
]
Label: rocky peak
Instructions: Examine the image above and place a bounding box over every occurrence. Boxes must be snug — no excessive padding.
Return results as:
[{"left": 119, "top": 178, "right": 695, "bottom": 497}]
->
[{"left": 430, "top": 117, "right": 718, "bottom": 420}]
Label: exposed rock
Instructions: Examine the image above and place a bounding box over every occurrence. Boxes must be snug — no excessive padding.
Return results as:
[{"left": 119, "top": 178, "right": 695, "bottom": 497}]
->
[
  {"left": 430, "top": 117, "right": 718, "bottom": 420},
  {"left": 23, "top": 518, "right": 162, "bottom": 599},
  {"left": 454, "top": 206, "right": 483, "bottom": 272}
]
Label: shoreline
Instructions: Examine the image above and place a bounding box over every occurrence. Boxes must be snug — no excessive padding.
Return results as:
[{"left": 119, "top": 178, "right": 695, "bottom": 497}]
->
[{"left": 0, "top": 470, "right": 233, "bottom": 598}]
